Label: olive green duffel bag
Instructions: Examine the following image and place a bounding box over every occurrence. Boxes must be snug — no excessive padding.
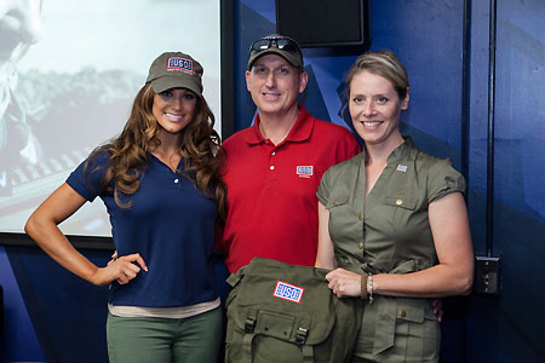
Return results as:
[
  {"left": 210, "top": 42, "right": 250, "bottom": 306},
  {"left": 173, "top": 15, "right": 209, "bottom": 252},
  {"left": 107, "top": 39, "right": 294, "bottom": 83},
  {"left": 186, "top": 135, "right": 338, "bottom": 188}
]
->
[{"left": 225, "top": 257, "right": 362, "bottom": 363}]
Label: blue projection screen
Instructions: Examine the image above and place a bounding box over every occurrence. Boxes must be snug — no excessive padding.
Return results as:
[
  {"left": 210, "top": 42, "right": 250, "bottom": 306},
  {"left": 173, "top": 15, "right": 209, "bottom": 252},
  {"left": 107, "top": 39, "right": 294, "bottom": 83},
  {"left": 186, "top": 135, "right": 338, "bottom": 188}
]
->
[{"left": 0, "top": 0, "right": 222, "bottom": 237}]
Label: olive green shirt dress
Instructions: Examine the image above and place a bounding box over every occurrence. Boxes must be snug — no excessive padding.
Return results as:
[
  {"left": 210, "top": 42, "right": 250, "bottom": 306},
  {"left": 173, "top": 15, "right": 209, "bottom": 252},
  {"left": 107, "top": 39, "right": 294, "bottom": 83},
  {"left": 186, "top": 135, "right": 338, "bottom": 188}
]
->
[{"left": 317, "top": 138, "right": 466, "bottom": 363}]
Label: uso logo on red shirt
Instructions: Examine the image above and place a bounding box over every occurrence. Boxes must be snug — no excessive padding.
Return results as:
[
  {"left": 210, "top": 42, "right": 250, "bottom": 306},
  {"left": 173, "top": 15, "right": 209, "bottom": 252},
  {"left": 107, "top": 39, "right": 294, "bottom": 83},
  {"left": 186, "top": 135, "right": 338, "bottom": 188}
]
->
[{"left": 296, "top": 165, "right": 313, "bottom": 179}]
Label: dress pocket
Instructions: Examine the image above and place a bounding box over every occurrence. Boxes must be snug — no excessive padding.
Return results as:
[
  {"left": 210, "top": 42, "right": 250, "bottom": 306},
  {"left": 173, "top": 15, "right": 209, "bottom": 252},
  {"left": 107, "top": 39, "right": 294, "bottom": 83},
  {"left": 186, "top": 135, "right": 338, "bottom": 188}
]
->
[
  {"left": 326, "top": 195, "right": 350, "bottom": 209},
  {"left": 382, "top": 195, "right": 421, "bottom": 233},
  {"left": 392, "top": 299, "right": 440, "bottom": 362},
  {"left": 383, "top": 195, "right": 417, "bottom": 210}
]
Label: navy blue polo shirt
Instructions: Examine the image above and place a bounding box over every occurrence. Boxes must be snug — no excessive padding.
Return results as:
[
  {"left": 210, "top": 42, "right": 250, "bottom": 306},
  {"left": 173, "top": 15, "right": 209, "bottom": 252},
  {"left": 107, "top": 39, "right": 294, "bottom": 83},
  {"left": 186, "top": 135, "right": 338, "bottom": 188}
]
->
[{"left": 66, "top": 151, "right": 218, "bottom": 307}]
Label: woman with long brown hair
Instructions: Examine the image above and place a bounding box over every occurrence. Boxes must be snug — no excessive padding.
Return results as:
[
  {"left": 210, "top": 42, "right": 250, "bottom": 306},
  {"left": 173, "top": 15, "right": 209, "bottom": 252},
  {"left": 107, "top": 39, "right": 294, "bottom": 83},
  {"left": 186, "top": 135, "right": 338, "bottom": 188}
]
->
[{"left": 25, "top": 51, "right": 225, "bottom": 362}]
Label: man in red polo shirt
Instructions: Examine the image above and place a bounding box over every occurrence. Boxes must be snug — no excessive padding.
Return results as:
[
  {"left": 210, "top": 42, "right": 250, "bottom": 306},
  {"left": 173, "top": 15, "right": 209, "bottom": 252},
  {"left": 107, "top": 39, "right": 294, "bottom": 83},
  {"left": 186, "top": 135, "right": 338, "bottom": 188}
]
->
[{"left": 218, "top": 35, "right": 360, "bottom": 273}]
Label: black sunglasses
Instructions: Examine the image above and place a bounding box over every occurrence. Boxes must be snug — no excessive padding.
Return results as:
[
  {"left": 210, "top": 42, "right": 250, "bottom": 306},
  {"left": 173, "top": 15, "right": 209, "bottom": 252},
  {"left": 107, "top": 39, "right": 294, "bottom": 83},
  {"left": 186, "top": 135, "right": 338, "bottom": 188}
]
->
[{"left": 249, "top": 37, "right": 301, "bottom": 55}]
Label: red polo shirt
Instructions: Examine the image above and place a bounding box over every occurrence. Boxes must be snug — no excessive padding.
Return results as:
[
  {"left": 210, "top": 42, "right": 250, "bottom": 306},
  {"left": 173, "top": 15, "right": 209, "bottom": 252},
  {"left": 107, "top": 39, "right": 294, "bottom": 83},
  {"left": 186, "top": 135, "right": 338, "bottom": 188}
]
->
[{"left": 219, "top": 105, "right": 360, "bottom": 273}]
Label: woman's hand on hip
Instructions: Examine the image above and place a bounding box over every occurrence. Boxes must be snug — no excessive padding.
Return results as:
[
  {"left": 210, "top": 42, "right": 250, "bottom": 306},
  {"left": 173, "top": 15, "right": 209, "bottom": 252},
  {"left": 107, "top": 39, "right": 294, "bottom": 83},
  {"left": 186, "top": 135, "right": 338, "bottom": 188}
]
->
[{"left": 92, "top": 253, "right": 148, "bottom": 286}]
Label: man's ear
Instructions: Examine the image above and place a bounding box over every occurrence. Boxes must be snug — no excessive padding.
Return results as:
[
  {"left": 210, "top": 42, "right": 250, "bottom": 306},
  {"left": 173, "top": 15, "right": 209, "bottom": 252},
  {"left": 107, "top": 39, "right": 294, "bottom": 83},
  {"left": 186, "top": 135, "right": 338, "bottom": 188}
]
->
[
  {"left": 298, "top": 71, "right": 309, "bottom": 94},
  {"left": 245, "top": 70, "right": 252, "bottom": 92}
]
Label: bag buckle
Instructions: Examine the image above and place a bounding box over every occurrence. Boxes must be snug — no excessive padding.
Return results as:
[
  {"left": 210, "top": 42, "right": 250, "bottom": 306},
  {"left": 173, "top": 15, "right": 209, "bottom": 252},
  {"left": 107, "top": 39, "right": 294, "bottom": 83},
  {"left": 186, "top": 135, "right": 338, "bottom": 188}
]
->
[
  {"left": 245, "top": 316, "right": 257, "bottom": 334},
  {"left": 295, "top": 327, "right": 308, "bottom": 345}
]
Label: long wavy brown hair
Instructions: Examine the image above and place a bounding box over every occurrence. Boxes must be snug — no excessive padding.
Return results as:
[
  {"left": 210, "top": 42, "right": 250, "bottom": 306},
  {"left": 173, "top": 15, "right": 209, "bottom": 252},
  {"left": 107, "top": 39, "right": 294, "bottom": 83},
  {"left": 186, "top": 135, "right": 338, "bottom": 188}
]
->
[{"left": 87, "top": 83, "right": 226, "bottom": 220}]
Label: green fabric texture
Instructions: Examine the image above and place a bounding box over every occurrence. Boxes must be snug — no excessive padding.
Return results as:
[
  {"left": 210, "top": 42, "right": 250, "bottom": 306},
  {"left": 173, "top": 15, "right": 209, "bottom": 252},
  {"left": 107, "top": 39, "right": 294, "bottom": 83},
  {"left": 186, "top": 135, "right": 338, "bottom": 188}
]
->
[
  {"left": 225, "top": 257, "right": 363, "bottom": 363},
  {"left": 316, "top": 137, "right": 466, "bottom": 277}
]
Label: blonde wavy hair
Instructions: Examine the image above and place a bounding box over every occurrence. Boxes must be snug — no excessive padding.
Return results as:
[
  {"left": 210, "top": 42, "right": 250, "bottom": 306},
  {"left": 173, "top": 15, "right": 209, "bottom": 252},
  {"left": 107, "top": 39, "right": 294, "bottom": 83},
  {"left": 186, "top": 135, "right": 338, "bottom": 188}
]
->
[{"left": 87, "top": 83, "right": 226, "bottom": 220}]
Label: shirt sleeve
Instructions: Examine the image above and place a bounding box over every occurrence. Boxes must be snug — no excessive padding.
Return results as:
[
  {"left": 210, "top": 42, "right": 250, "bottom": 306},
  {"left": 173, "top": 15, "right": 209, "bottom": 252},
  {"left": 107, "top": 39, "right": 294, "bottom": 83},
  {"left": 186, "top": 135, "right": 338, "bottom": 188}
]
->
[
  {"left": 66, "top": 151, "right": 110, "bottom": 202},
  {"left": 316, "top": 168, "right": 332, "bottom": 206},
  {"left": 427, "top": 159, "right": 466, "bottom": 204},
  {"left": 317, "top": 129, "right": 359, "bottom": 206},
  {"left": 335, "top": 129, "right": 361, "bottom": 164}
]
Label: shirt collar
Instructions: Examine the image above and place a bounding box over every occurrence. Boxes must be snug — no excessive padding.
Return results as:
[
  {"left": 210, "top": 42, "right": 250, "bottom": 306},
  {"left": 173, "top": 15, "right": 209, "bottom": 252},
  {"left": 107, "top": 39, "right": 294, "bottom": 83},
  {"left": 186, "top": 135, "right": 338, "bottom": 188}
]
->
[
  {"left": 246, "top": 105, "right": 315, "bottom": 145},
  {"left": 386, "top": 136, "right": 414, "bottom": 164},
  {"left": 360, "top": 136, "right": 414, "bottom": 164}
]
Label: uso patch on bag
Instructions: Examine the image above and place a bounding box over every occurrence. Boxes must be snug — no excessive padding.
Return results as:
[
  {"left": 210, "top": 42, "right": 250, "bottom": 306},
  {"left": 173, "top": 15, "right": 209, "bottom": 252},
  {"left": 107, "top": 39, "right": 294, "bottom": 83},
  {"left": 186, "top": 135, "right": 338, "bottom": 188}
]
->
[{"left": 273, "top": 281, "right": 304, "bottom": 303}]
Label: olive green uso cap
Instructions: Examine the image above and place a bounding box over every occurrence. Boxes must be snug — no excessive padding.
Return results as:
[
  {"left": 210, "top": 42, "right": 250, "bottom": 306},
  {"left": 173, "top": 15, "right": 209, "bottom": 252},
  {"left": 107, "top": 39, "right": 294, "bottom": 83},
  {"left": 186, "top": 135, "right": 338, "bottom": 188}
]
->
[{"left": 146, "top": 51, "right": 203, "bottom": 96}]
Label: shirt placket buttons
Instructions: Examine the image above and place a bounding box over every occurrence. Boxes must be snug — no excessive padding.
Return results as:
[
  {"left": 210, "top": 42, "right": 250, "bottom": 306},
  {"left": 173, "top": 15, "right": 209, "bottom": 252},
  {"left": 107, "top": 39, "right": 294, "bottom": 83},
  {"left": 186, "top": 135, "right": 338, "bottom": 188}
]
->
[{"left": 270, "top": 150, "right": 276, "bottom": 171}]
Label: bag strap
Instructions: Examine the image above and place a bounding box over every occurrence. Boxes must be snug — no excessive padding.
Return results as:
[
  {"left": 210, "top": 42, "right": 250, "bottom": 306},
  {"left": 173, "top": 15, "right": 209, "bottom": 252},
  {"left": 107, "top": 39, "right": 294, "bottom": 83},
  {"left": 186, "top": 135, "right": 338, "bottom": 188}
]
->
[
  {"left": 295, "top": 319, "right": 313, "bottom": 363},
  {"left": 226, "top": 272, "right": 241, "bottom": 288},
  {"left": 302, "top": 345, "right": 314, "bottom": 363},
  {"left": 242, "top": 308, "right": 257, "bottom": 363},
  {"left": 226, "top": 264, "right": 248, "bottom": 288}
]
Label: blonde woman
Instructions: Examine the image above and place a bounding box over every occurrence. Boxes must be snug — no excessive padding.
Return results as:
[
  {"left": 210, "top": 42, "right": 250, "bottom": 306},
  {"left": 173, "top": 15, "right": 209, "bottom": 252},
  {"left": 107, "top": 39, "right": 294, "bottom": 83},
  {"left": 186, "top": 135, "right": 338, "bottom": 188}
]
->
[{"left": 315, "top": 50, "right": 474, "bottom": 362}]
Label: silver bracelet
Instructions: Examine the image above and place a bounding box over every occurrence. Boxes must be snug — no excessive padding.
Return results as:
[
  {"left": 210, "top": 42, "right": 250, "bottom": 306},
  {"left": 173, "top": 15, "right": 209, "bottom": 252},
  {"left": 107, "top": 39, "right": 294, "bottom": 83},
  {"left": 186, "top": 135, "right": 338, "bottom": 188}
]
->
[{"left": 368, "top": 272, "right": 374, "bottom": 304}]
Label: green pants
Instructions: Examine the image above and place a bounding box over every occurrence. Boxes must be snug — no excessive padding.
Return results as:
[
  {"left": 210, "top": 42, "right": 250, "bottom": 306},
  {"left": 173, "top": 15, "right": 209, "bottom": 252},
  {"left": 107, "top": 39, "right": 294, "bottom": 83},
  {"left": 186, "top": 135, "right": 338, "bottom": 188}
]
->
[{"left": 106, "top": 307, "right": 223, "bottom": 363}]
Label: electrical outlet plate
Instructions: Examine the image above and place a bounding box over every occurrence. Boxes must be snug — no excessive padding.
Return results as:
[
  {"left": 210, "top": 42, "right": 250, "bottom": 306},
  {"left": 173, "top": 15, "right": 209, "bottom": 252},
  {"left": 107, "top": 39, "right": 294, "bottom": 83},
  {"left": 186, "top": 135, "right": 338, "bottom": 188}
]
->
[{"left": 474, "top": 256, "right": 501, "bottom": 295}]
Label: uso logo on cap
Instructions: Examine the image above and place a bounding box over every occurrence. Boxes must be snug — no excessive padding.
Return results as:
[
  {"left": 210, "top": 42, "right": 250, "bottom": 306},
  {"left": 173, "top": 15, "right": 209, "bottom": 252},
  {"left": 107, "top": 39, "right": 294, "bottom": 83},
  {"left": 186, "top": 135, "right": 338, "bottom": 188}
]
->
[
  {"left": 273, "top": 280, "right": 304, "bottom": 304},
  {"left": 167, "top": 57, "right": 194, "bottom": 75}
]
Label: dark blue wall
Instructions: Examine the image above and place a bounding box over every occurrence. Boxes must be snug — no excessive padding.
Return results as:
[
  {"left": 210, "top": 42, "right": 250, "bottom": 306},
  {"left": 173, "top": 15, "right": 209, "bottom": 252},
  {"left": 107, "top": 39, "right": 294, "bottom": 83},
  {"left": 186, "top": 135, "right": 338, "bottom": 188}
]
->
[
  {"left": 466, "top": 1, "right": 545, "bottom": 362},
  {"left": 1, "top": 0, "right": 544, "bottom": 362},
  {"left": 234, "top": 0, "right": 545, "bottom": 362},
  {"left": 0, "top": 246, "right": 110, "bottom": 362}
]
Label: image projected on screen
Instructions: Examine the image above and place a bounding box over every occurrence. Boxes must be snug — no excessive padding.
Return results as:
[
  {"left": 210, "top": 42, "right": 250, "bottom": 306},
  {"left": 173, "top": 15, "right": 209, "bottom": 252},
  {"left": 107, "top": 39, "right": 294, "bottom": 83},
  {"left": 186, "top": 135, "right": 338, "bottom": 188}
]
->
[{"left": 0, "top": 0, "right": 221, "bottom": 237}]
